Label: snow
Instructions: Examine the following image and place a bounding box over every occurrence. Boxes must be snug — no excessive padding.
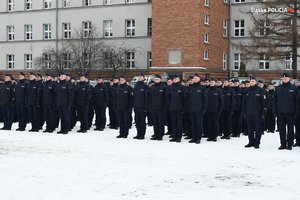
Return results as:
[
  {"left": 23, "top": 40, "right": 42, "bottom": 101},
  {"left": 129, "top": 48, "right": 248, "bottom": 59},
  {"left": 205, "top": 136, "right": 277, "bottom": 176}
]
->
[{"left": 0, "top": 123, "right": 300, "bottom": 200}]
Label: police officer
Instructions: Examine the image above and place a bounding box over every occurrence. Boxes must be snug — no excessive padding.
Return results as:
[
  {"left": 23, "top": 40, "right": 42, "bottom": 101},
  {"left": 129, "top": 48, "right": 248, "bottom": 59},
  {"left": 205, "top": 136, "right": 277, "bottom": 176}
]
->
[
  {"left": 294, "top": 78, "right": 300, "bottom": 147},
  {"left": 75, "top": 74, "right": 91, "bottom": 133},
  {"left": 266, "top": 83, "right": 275, "bottom": 133},
  {"left": 165, "top": 77, "right": 173, "bottom": 136},
  {"left": 108, "top": 77, "right": 119, "bottom": 130},
  {"left": 232, "top": 79, "right": 243, "bottom": 137},
  {"left": 0, "top": 74, "right": 15, "bottom": 130},
  {"left": 149, "top": 74, "right": 167, "bottom": 141},
  {"left": 274, "top": 73, "right": 299, "bottom": 150},
  {"left": 188, "top": 74, "right": 208, "bottom": 144},
  {"left": 167, "top": 75, "right": 186, "bottom": 142},
  {"left": 42, "top": 73, "right": 56, "bottom": 133},
  {"left": 133, "top": 73, "right": 148, "bottom": 140},
  {"left": 115, "top": 76, "right": 133, "bottom": 138},
  {"left": 25, "top": 72, "right": 40, "bottom": 132},
  {"left": 220, "top": 78, "right": 235, "bottom": 139},
  {"left": 243, "top": 76, "right": 266, "bottom": 149},
  {"left": 15, "top": 72, "right": 28, "bottom": 131},
  {"left": 55, "top": 72, "right": 74, "bottom": 134},
  {"left": 93, "top": 77, "right": 109, "bottom": 131},
  {"left": 206, "top": 78, "right": 223, "bottom": 142}
]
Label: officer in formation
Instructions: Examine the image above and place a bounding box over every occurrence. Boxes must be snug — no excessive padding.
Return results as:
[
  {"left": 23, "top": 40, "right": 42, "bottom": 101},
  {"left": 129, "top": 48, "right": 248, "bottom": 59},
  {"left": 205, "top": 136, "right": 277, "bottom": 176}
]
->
[{"left": 1, "top": 72, "right": 300, "bottom": 150}]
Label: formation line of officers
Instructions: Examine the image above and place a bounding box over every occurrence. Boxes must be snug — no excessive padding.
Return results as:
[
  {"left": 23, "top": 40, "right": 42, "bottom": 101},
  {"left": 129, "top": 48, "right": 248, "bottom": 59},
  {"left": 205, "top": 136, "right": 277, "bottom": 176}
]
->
[{"left": 0, "top": 72, "right": 299, "bottom": 150}]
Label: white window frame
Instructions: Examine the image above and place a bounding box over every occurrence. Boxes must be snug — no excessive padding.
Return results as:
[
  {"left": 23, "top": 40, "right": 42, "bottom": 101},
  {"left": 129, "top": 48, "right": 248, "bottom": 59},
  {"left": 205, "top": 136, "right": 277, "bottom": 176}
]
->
[
  {"left": 204, "top": 0, "right": 209, "bottom": 7},
  {"left": 62, "top": 23, "right": 71, "bottom": 39},
  {"left": 62, "top": 53, "right": 71, "bottom": 69},
  {"left": 204, "top": 14, "right": 209, "bottom": 25},
  {"left": 259, "top": 20, "right": 270, "bottom": 36},
  {"left": 8, "top": 0, "right": 15, "bottom": 12},
  {"left": 204, "top": 33, "right": 209, "bottom": 43},
  {"left": 43, "top": 54, "right": 51, "bottom": 69},
  {"left": 82, "top": 21, "right": 92, "bottom": 38},
  {"left": 204, "top": 50, "right": 209, "bottom": 60},
  {"left": 168, "top": 49, "right": 182, "bottom": 65},
  {"left": 25, "top": 24, "right": 33, "bottom": 40},
  {"left": 126, "top": 0, "right": 135, "bottom": 4},
  {"left": 259, "top": 54, "right": 270, "bottom": 70},
  {"left": 83, "top": 0, "right": 91, "bottom": 6},
  {"left": 44, "top": 0, "right": 52, "bottom": 9},
  {"left": 126, "top": 52, "right": 135, "bottom": 68},
  {"left": 43, "top": 24, "right": 52, "bottom": 40},
  {"left": 223, "top": 52, "right": 227, "bottom": 70},
  {"left": 234, "top": 53, "right": 242, "bottom": 70},
  {"left": 234, "top": 20, "right": 245, "bottom": 37},
  {"left": 223, "top": 19, "right": 228, "bottom": 37},
  {"left": 285, "top": 53, "right": 293, "bottom": 70},
  {"left": 7, "top": 26, "right": 15, "bottom": 41},
  {"left": 25, "top": 54, "right": 33, "bottom": 69},
  {"left": 103, "top": 20, "right": 113, "bottom": 38},
  {"left": 25, "top": 0, "right": 32, "bottom": 10},
  {"left": 126, "top": 19, "right": 135, "bottom": 37},
  {"left": 104, "top": 0, "right": 111, "bottom": 5},
  {"left": 7, "top": 54, "right": 15, "bottom": 69},
  {"left": 63, "top": 0, "right": 71, "bottom": 8}
]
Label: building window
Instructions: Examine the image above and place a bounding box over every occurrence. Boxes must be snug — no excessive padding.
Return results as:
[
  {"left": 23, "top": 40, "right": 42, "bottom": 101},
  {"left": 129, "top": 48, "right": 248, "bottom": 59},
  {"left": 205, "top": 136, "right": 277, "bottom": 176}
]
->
[
  {"left": 83, "top": 0, "right": 91, "bottom": 6},
  {"left": 103, "top": 20, "right": 113, "bottom": 38},
  {"left": 7, "top": 26, "right": 15, "bottom": 41},
  {"left": 204, "top": 50, "right": 209, "bottom": 60},
  {"left": 8, "top": 0, "right": 15, "bottom": 11},
  {"left": 285, "top": 53, "right": 293, "bottom": 70},
  {"left": 234, "top": 0, "right": 245, "bottom": 3},
  {"left": 43, "top": 24, "right": 52, "bottom": 40},
  {"left": 204, "top": 0, "right": 209, "bottom": 7},
  {"left": 223, "top": 20, "right": 228, "bottom": 37},
  {"left": 234, "top": 53, "right": 242, "bottom": 70},
  {"left": 147, "top": 51, "right": 152, "bottom": 68},
  {"left": 25, "top": 25, "right": 33, "bottom": 40},
  {"left": 259, "top": 54, "right": 270, "bottom": 70},
  {"left": 83, "top": 21, "right": 92, "bottom": 38},
  {"left": 104, "top": 0, "right": 111, "bottom": 5},
  {"left": 126, "top": 0, "right": 135, "bottom": 3},
  {"left": 62, "top": 53, "right": 71, "bottom": 68},
  {"left": 126, "top": 19, "right": 135, "bottom": 37},
  {"left": 25, "top": 54, "right": 33, "bottom": 69},
  {"left": 259, "top": 20, "right": 270, "bottom": 36},
  {"left": 223, "top": 52, "right": 227, "bottom": 70},
  {"left": 63, "top": 23, "right": 71, "bottom": 39},
  {"left": 168, "top": 49, "right": 182, "bottom": 65},
  {"left": 234, "top": 20, "right": 245, "bottom": 37},
  {"left": 44, "top": 0, "right": 51, "bottom": 9},
  {"left": 204, "top": 33, "right": 209, "bottom": 43},
  {"left": 204, "top": 14, "right": 209, "bottom": 25},
  {"left": 7, "top": 55, "right": 15, "bottom": 69},
  {"left": 104, "top": 52, "right": 113, "bottom": 68},
  {"left": 25, "top": 0, "right": 32, "bottom": 10},
  {"left": 63, "top": 0, "right": 71, "bottom": 8},
  {"left": 147, "top": 18, "right": 152, "bottom": 37},
  {"left": 126, "top": 52, "right": 135, "bottom": 68},
  {"left": 43, "top": 54, "right": 51, "bottom": 68}
]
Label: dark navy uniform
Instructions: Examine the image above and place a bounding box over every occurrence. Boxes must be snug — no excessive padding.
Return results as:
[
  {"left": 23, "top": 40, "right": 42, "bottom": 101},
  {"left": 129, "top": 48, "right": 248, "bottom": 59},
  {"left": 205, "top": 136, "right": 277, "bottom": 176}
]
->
[
  {"left": 92, "top": 82, "right": 109, "bottom": 131},
  {"left": 274, "top": 81, "right": 299, "bottom": 149},
  {"left": 25, "top": 80, "right": 40, "bottom": 132},
  {"left": 149, "top": 82, "right": 167, "bottom": 140},
  {"left": 87, "top": 83, "right": 94, "bottom": 130},
  {"left": 115, "top": 83, "right": 133, "bottom": 138},
  {"left": 108, "top": 83, "right": 119, "bottom": 129},
  {"left": 167, "top": 82, "right": 186, "bottom": 142},
  {"left": 75, "top": 81, "right": 91, "bottom": 132},
  {"left": 206, "top": 86, "right": 223, "bottom": 141},
  {"left": 55, "top": 80, "right": 74, "bottom": 134},
  {"left": 243, "top": 84, "right": 266, "bottom": 148},
  {"left": 15, "top": 79, "right": 28, "bottom": 131},
  {"left": 42, "top": 80, "right": 56, "bottom": 132},
  {"left": 266, "top": 88, "right": 275, "bottom": 133},
  {"left": 232, "top": 86, "right": 243, "bottom": 137},
  {"left": 220, "top": 86, "right": 235, "bottom": 139},
  {"left": 133, "top": 81, "right": 148, "bottom": 139},
  {"left": 0, "top": 81, "right": 15, "bottom": 130},
  {"left": 294, "top": 85, "right": 300, "bottom": 147},
  {"left": 187, "top": 81, "right": 208, "bottom": 143}
]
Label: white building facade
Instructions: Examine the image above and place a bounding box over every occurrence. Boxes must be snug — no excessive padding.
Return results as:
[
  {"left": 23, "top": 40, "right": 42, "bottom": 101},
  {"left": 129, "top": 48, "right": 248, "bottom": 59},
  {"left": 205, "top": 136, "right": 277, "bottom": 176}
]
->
[{"left": 0, "top": 0, "right": 152, "bottom": 70}]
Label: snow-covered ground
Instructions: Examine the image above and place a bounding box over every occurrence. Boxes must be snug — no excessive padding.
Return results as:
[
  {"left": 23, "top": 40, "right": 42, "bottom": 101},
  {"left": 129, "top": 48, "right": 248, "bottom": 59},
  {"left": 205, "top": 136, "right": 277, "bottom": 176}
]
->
[{"left": 0, "top": 122, "right": 299, "bottom": 200}]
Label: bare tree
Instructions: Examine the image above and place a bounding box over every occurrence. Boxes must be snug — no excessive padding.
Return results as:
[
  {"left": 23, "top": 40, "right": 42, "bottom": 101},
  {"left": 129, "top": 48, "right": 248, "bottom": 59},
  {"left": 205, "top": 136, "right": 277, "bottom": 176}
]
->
[{"left": 236, "top": 0, "right": 300, "bottom": 78}]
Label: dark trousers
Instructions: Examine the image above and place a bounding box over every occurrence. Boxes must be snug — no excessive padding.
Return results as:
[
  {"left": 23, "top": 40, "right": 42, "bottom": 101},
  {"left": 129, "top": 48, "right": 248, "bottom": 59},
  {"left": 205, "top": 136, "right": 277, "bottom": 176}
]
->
[
  {"left": 16, "top": 103, "right": 27, "bottom": 130},
  {"left": 220, "top": 110, "right": 233, "bottom": 137},
  {"left": 203, "top": 113, "right": 208, "bottom": 137},
  {"left": 2, "top": 105, "right": 13, "bottom": 129},
  {"left": 207, "top": 112, "right": 219, "bottom": 139},
  {"left": 58, "top": 106, "right": 70, "bottom": 132},
  {"left": 170, "top": 110, "right": 183, "bottom": 140},
  {"left": 190, "top": 112, "right": 204, "bottom": 141},
  {"left": 134, "top": 107, "right": 146, "bottom": 138},
  {"left": 28, "top": 105, "right": 39, "bottom": 130},
  {"left": 108, "top": 104, "right": 118, "bottom": 128},
  {"left": 277, "top": 113, "right": 295, "bottom": 146},
  {"left": 147, "top": 110, "right": 153, "bottom": 126},
  {"left": 242, "top": 115, "right": 248, "bottom": 134},
  {"left": 265, "top": 109, "right": 275, "bottom": 132},
  {"left": 94, "top": 105, "right": 106, "bottom": 129},
  {"left": 88, "top": 104, "right": 94, "bottom": 129},
  {"left": 152, "top": 110, "right": 165, "bottom": 139},
  {"left": 77, "top": 105, "right": 89, "bottom": 131},
  {"left": 232, "top": 110, "right": 242, "bottom": 136},
  {"left": 246, "top": 114, "right": 263, "bottom": 146},
  {"left": 43, "top": 104, "right": 54, "bottom": 131},
  {"left": 295, "top": 113, "right": 300, "bottom": 143},
  {"left": 38, "top": 106, "right": 44, "bottom": 129},
  {"left": 117, "top": 110, "right": 130, "bottom": 137},
  {"left": 183, "top": 111, "right": 192, "bottom": 137},
  {"left": 70, "top": 106, "right": 77, "bottom": 129}
]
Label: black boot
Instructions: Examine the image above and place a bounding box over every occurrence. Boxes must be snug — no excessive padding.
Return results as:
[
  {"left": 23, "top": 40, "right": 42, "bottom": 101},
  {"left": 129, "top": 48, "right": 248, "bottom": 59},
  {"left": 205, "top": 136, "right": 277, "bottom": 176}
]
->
[{"left": 278, "top": 145, "right": 286, "bottom": 150}]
